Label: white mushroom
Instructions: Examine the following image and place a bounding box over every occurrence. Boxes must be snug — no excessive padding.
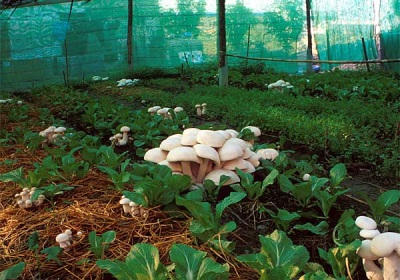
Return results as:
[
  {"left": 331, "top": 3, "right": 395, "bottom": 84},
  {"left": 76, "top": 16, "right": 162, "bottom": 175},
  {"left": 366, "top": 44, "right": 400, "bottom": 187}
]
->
[
  {"left": 370, "top": 232, "right": 400, "bottom": 280},
  {"left": 195, "top": 104, "right": 202, "bottom": 116},
  {"left": 167, "top": 146, "right": 203, "bottom": 182}
]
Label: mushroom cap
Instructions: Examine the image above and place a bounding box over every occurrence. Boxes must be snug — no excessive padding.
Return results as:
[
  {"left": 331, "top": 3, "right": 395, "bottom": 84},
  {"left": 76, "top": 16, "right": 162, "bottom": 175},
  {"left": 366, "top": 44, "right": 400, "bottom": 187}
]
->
[
  {"left": 203, "top": 169, "right": 240, "bottom": 186},
  {"left": 160, "top": 135, "right": 182, "bottom": 151},
  {"left": 196, "top": 130, "right": 227, "bottom": 148},
  {"left": 360, "top": 229, "right": 381, "bottom": 239},
  {"left": 158, "top": 160, "right": 182, "bottom": 172},
  {"left": 370, "top": 232, "right": 400, "bottom": 257},
  {"left": 173, "top": 107, "right": 184, "bottom": 113},
  {"left": 181, "top": 128, "right": 200, "bottom": 146},
  {"left": 56, "top": 233, "right": 70, "bottom": 243},
  {"left": 119, "top": 198, "right": 131, "bottom": 205},
  {"left": 193, "top": 144, "right": 220, "bottom": 166},
  {"left": 242, "top": 126, "right": 261, "bottom": 137},
  {"left": 157, "top": 107, "right": 170, "bottom": 115},
  {"left": 222, "top": 158, "right": 249, "bottom": 170},
  {"left": 224, "top": 129, "right": 239, "bottom": 138},
  {"left": 54, "top": 127, "right": 66, "bottom": 133},
  {"left": 355, "top": 216, "right": 377, "bottom": 230},
  {"left": 120, "top": 126, "right": 130, "bottom": 133},
  {"left": 242, "top": 147, "right": 253, "bottom": 159},
  {"left": 148, "top": 106, "right": 161, "bottom": 113},
  {"left": 225, "top": 137, "right": 247, "bottom": 150},
  {"left": 218, "top": 141, "right": 244, "bottom": 162},
  {"left": 217, "top": 130, "right": 232, "bottom": 140},
  {"left": 144, "top": 148, "right": 168, "bottom": 163},
  {"left": 357, "top": 240, "right": 380, "bottom": 260},
  {"left": 257, "top": 148, "right": 279, "bottom": 161},
  {"left": 167, "top": 147, "right": 202, "bottom": 164}
]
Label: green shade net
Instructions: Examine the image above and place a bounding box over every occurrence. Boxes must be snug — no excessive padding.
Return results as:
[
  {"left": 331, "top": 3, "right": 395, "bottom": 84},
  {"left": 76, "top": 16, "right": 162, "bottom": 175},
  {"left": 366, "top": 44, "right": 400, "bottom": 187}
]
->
[{"left": 0, "top": 0, "right": 398, "bottom": 91}]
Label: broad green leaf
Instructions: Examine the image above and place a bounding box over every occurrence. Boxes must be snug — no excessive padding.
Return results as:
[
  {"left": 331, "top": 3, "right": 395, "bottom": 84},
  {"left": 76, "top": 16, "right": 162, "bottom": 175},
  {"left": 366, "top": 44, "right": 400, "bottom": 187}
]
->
[
  {"left": 237, "top": 253, "right": 269, "bottom": 274},
  {"left": 260, "top": 230, "right": 309, "bottom": 275},
  {"left": 293, "top": 221, "right": 329, "bottom": 235},
  {"left": 329, "top": 163, "right": 347, "bottom": 188},
  {"left": 96, "top": 259, "right": 135, "bottom": 280},
  {"left": 197, "top": 258, "right": 229, "bottom": 280},
  {"left": 169, "top": 244, "right": 206, "bottom": 280},
  {"left": 125, "top": 243, "right": 168, "bottom": 280},
  {"left": 28, "top": 231, "right": 39, "bottom": 251},
  {"left": 0, "top": 262, "right": 25, "bottom": 280},
  {"left": 277, "top": 174, "right": 294, "bottom": 193},
  {"left": 215, "top": 192, "right": 246, "bottom": 220},
  {"left": 377, "top": 190, "right": 400, "bottom": 210},
  {"left": 40, "top": 246, "right": 62, "bottom": 265},
  {"left": 89, "top": 231, "right": 103, "bottom": 259},
  {"left": 101, "top": 230, "right": 117, "bottom": 251},
  {"left": 0, "top": 167, "right": 28, "bottom": 188}
]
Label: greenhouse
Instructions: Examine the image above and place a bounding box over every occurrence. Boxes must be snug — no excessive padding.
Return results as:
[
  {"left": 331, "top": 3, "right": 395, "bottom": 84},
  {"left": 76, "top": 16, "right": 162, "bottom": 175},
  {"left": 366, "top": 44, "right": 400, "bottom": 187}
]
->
[{"left": 0, "top": 0, "right": 399, "bottom": 279}]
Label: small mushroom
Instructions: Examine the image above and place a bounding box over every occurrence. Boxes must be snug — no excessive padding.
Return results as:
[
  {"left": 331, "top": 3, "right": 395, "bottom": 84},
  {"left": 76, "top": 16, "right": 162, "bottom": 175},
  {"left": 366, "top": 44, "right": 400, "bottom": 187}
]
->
[
  {"left": 195, "top": 104, "right": 202, "bottom": 116},
  {"left": 201, "top": 103, "right": 207, "bottom": 115}
]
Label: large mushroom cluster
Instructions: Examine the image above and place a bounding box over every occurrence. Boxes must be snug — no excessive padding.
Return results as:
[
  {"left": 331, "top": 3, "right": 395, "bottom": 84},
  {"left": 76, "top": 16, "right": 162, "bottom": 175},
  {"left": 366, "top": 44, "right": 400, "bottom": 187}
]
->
[
  {"left": 143, "top": 126, "right": 278, "bottom": 187},
  {"left": 356, "top": 215, "right": 400, "bottom": 280},
  {"left": 266, "top": 79, "right": 294, "bottom": 91},
  {"left": 39, "top": 125, "right": 67, "bottom": 145},
  {"left": 15, "top": 187, "right": 45, "bottom": 209}
]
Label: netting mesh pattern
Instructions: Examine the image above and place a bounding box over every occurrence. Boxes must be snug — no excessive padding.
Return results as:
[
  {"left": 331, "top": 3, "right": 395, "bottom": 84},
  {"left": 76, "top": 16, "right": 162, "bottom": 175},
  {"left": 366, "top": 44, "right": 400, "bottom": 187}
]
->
[{"left": 0, "top": 0, "right": 398, "bottom": 91}]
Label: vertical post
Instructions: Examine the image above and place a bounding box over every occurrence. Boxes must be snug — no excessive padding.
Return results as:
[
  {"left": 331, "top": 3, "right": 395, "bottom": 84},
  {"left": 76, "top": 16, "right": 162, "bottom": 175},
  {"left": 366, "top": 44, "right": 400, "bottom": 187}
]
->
[
  {"left": 305, "top": 0, "right": 313, "bottom": 73},
  {"left": 361, "top": 37, "right": 370, "bottom": 71},
  {"left": 217, "top": 0, "right": 228, "bottom": 87},
  {"left": 373, "top": 0, "right": 383, "bottom": 68},
  {"left": 246, "top": 25, "right": 251, "bottom": 68},
  {"left": 127, "top": 0, "right": 133, "bottom": 72}
]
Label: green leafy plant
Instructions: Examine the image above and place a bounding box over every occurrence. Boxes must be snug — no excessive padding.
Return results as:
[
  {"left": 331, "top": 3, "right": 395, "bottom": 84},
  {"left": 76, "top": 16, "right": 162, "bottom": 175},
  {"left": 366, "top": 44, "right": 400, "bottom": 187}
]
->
[
  {"left": 176, "top": 192, "right": 246, "bottom": 252},
  {"left": 332, "top": 209, "right": 359, "bottom": 246},
  {"left": 31, "top": 183, "right": 75, "bottom": 206},
  {"left": 361, "top": 189, "right": 400, "bottom": 223},
  {"left": 96, "top": 243, "right": 168, "bottom": 280},
  {"left": 97, "top": 159, "right": 132, "bottom": 190},
  {"left": 237, "top": 230, "right": 310, "bottom": 279},
  {"left": 98, "top": 145, "right": 129, "bottom": 170},
  {"left": 318, "top": 240, "right": 361, "bottom": 280},
  {"left": 123, "top": 164, "right": 192, "bottom": 207},
  {"left": 0, "top": 166, "right": 50, "bottom": 190},
  {"left": 0, "top": 262, "right": 25, "bottom": 280},
  {"left": 169, "top": 243, "right": 229, "bottom": 280},
  {"left": 89, "top": 230, "right": 117, "bottom": 259},
  {"left": 260, "top": 207, "right": 301, "bottom": 232}
]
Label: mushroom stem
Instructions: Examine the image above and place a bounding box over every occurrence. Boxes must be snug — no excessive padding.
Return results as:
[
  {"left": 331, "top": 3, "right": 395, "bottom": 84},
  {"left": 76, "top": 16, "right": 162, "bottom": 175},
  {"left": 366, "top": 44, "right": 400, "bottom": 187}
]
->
[
  {"left": 196, "top": 159, "right": 210, "bottom": 183},
  {"left": 181, "top": 162, "right": 195, "bottom": 183},
  {"left": 383, "top": 253, "right": 400, "bottom": 280},
  {"left": 363, "top": 259, "right": 384, "bottom": 280}
]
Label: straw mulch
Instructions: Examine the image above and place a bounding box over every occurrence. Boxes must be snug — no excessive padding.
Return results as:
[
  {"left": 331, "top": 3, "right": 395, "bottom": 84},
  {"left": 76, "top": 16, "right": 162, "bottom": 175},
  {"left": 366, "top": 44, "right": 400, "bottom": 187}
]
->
[{"left": 0, "top": 145, "right": 257, "bottom": 279}]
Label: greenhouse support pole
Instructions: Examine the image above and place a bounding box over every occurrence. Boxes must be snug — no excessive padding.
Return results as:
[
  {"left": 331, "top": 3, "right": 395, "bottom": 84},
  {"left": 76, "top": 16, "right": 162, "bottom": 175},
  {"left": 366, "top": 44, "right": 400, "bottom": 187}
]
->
[
  {"left": 361, "top": 37, "right": 370, "bottom": 71},
  {"left": 127, "top": 0, "right": 133, "bottom": 71},
  {"left": 246, "top": 25, "right": 251, "bottom": 68},
  {"left": 217, "top": 0, "right": 228, "bottom": 87},
  {"left": 305, "top": 0, "right": 313, "bottom": 73}
]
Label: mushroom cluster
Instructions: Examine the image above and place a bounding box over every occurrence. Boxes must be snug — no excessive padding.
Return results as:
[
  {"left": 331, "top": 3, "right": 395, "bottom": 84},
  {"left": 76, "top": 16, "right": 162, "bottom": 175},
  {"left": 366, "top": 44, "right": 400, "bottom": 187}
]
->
[
  {"left": 91, "top": 76, "right": 109, "bottom": 82},
  {"left": 143, "top": 126, "right": 272, "bottom": 187},
  {"left": 55, "top": 229, "right": 83, "bottom": 249},
  {"left": 266, "top": 79, "right": 294, "bottom": 91},
  {"left": 15, "top": 187, "right": 45, "bottom": 209},
  {"left": 110, "top": 126, "right": 131, "bottom": 146},
  {"left": 356, "top": 215, "right": 400, "bottom": 280},
  {"left": 119, "top": 195, "right": 148, "bottom": 217},
  {"left": 0, "top": 98, "right": 22, "bottom": 105},
  {"left": 39, "top": 126, "right": 67, "bottom": 145},
  {"left": 195, "top": 103, "right": 207, "bottom": 117},
  {"left": 147, "top": 106, "right": 185, "bottom": 119},
  {"left": 117, "top": 78, "right": 140, "bottom": 87}
]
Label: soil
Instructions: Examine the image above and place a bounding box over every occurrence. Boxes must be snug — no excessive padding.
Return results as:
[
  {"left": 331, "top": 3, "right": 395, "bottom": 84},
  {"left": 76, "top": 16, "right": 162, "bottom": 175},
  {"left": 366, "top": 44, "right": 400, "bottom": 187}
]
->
[{"left": 1, "top": 86, "right": 399, "bottom": 280}]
